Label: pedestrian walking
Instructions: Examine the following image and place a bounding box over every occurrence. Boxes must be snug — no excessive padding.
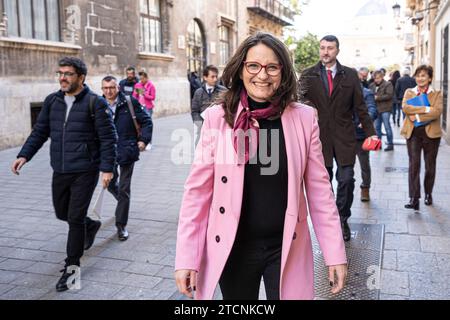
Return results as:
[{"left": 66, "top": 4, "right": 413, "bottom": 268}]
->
[
  {"left": 101, "top": 76, "right": 153, "bottom": 240},
  {"left": 401, "top": 65, "right": 443, "bottom": 210},
  {"left": 191, "top": 65, "right": 226, "bottom": 145},
  {"left": 299, "top": 35, "right": 378, "bottom": 241},
  {"left": 390, "top": 70, "right": 401, "bottom": 127},
  {"left": 119, "top": 66, "right": 139, "bottom": 96},
  {"left": 355, "top": 85, "right": 378, "bottom": 202},
  {"left": 175, "top": 32, "right": 347, "bottom": 300},
  {"left": 11, "top": 57, "right": 117, "bottom": 292},
  {"left": 395, "top": 67, "right": 417, "bottom": 121},
  {"left": 133, "top": 71, "right": 155, "bottom": 150},
  {"left": 370, "top": 70, "right": 395, "bottom": 151}
]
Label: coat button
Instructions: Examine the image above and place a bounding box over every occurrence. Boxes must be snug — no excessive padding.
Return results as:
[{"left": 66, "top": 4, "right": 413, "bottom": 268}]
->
[
  {"left": 221, "top": 176, "right": 228, "bottom": 183},
  {"left": 219, "top": 207, "right": 225, "bottom": 214},
  {"left": 215, "top": 236, "right": 220, "bottom": 243},
  {"left": 293, "top": 232, "right": 297, "bottom": 240}
]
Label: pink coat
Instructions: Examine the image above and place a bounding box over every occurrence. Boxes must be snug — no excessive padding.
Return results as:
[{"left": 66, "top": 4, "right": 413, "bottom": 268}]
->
[
  {"left": 132, "top": 81, "right": 156, "bottom": 110},
  {"left": 175, "top": 101, "right": 347, "bottom": 300}
]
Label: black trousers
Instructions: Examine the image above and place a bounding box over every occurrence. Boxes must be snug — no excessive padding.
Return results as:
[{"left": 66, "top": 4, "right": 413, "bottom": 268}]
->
[
  {"left": 107, "top": 163, "right": 135, "bottom": 227},
  {"left": 406, "top": 126, "right": 441, "bottom": 199},
  {"left": 356, "top": 140, "right": 371, "bottom": 188},
  {"left": 219, "top": 240, "right": 282, "bottom": 300},
  {"left": 326, "top": 165, "right": 355, "bottom": 221},
  {"left": 52, "top": 171, "right": 99, "bottom": 266}
]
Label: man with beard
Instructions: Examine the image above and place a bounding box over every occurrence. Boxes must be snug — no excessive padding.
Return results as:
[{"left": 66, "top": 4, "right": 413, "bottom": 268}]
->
[
  {"left": 11, "top": 57, "right": 117, "bottom": 292},
  {"left": 299, "top": 35, "right": 378, "bottom": 241},
  {"left": 119, "top": 66, "right": 139, "bottom": 96}
]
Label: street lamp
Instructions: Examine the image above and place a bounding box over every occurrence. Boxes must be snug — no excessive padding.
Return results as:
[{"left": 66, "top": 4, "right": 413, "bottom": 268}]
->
[{"left": 392, "top": 3, "right": 400, "bottom": 18}]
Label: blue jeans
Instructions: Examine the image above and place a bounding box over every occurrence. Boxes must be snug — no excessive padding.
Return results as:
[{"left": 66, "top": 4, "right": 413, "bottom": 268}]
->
[{"left": 375, "top": 111, "right": 393, "bottom": 146}]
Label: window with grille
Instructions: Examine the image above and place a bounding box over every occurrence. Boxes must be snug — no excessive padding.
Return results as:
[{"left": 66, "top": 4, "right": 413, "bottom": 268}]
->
[
  {"left": 219, "top": 25, "right": 231, "bottom": 66},
  {"left": 4, "top": 0, "right": 60, "bottom": 41},
  {"left": 139, "top": 0, "right": 162, "bottom": 53}
]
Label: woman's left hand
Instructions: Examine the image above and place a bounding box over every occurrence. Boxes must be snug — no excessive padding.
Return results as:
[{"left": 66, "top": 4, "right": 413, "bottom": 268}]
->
[{"left": 328, "top": 264, "right": 347, "bottom": 294}]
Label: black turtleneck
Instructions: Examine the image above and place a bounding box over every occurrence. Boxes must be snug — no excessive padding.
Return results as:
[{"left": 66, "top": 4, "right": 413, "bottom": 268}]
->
[{"left": 235, "top": 97, "right": 288, "bottom": 247}]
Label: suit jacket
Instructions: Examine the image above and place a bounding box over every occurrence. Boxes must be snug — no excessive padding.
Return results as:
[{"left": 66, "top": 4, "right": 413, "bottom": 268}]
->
[
  {"left": 400, "top": 87, "right": 443, "bottom": 139},
  {"left": 299, "top": 61, "right": 376, "bottom": 167},
  {"left": 175, "top": 102, "right": 347, "bottom": 300}
]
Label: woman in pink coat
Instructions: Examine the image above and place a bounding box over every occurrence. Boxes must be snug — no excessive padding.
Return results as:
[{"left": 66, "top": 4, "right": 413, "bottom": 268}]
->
[{"left": 175, "top": 32, "right": 347, "bottom": 300}]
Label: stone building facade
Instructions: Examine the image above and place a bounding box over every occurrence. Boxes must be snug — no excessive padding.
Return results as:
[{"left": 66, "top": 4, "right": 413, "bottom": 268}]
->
[{"left": 0, "top": 0, "right": 295, "bottom": 150}]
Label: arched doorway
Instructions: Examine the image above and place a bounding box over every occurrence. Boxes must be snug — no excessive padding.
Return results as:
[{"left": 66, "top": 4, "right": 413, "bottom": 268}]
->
[{"left": 186, "top": 19, "right": 206, "bottom": 76}]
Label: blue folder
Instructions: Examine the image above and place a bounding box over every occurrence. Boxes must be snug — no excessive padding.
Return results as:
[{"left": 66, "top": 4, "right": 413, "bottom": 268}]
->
[{"left": 406, "top": 94, "right": 431, "bottom": 127}]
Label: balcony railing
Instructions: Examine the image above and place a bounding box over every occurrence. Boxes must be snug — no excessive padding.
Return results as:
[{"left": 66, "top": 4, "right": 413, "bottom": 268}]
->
[{"left": 247, "top": 0, "right": 295, "bottom": 27}]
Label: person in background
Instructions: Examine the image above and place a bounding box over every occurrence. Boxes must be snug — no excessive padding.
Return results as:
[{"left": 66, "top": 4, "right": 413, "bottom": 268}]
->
[
  {"left": 191, "top": 65, "right": 226, "bottom": 145},
  {"left": 401, "top": 65, "right": 442, "bottom": 210},
  {"left": 389, "top": 70, "right": 401, "bottom": 127},
  {"left": 358, "top": 67, "right": 370, "bottom": 88},
  {"left": 119, "top": 66, "right": 139, "bottom": 96},
  {"left": 133, "top": 71, "right": 156, "bottom": 150},
  {"left": 11, "top": 57, "right": 117, "bottom": 292},
  {"left": 300, "top": 35, "right": 378, "bottom": 241},
  {"left": 354, "top": 85, "right": 378, "bottom": 202},
  {"left": 101, "top": 76, "right": 153, "bottom": 241},
  {"left": 370, "top": 70, "right": 394, "bottom": 151},
  {"left": 175, "top": 32, "right": 347, "bottom": 300},
  {"left": 395, "top": 67, "right": 417, "bottom": 121}
]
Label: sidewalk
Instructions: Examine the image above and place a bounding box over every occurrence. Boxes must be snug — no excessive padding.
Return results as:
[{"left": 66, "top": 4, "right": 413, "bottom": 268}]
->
[{"left": 0, "top": 114, "right": 449, "bottom": 300}]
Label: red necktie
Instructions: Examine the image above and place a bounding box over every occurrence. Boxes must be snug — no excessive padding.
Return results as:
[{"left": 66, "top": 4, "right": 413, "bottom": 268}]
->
[{"left": 327, "top": 70, "right": 333, "bottom": 96}]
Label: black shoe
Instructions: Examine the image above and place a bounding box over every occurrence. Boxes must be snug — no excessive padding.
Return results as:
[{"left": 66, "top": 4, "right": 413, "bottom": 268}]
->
[
  {"left": 405, "top": 198, "right": 419, "bottom": 210},
  {"left": 424, "top": 194, "right": 433, "bottom": 206},
  {"left": 341, "top": 221, "right": 351, "bottom": 242},
  {"left": 56, "top": 267, "right": 76, "bottom": 292},
  {"left": 384, "top": 145, "right": 394, "bottom": 151},
  {"left": 85, "top": 220, "right": 101, "bottom": 250},
  {"left": 117, "top": 225, "right": 129, "bottom": 241}
]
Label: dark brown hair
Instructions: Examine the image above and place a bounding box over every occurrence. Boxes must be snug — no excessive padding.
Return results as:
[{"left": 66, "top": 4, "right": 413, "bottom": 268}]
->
[
  {"left": 414, "top": 65, "right": 433, "bottom": 79},
  {"left": 219, "top": 32, "right": 298, "bottom": 127},
  {"left": 203, "top": 65, "right": 219, "bottom": 77}
]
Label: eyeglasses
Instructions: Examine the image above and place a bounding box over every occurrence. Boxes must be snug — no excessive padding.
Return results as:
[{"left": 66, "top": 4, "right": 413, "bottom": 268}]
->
[
  {"left": 56, "top": 71, "right": 77, "bottom": 78},
  {"left": 101, "top": 86, "right": 118, "bottom": 91},
  {"left": 243, "top": 61, "right": 282, "bottom": 76}
]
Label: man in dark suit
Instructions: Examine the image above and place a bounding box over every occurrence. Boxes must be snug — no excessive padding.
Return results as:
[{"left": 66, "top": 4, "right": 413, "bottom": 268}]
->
[{"left": 299, "top": 35, "right": 378, "bottom": 241}]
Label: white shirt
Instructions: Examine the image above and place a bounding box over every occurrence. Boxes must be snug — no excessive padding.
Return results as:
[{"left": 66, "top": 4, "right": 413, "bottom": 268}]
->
[
  {"left": 107, "top": 97, "right": 119, "bottom": 118},
  {"left": 205, "top": 84, "right": 215, "bottom": 94},
  {"left": 64, "top": 95, "right": 76, "bottom": 122},
  {"left": 324, "top": 63, "right": 337, "bottom": 79}
]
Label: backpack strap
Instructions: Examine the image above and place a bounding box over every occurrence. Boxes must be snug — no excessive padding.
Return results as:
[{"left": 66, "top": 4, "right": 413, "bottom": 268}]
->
[{"left": 125, "top": 95, "right": 141, "bottom": 137}]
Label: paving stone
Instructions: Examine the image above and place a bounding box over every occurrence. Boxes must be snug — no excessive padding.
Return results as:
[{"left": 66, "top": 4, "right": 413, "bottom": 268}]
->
[
  {"left": 123, "top": 262, "right": 164, "bottom": 276},
  {"left": 380, "top": 270, "right": 409, "bottom": 296},
  {"left": 0, "top": 259, "right": 36, "bottom": 271},
  {"left": 1, "top": 286, "right": 50, "bottom": 300},
  {"left": 381, "top": 250, "right": 397, "bottom": 270},
  {"left": 420, "top": 236, "right": 450, "bottom": 254},
  {"left": 409, "top": 272, "right": 450, "bottom": 299},
  {"left": 396, "top": 251, "right": 438, "bottom": 273},
  {"left": 385, "top": 234, "right": 421, "bottom": 251}
]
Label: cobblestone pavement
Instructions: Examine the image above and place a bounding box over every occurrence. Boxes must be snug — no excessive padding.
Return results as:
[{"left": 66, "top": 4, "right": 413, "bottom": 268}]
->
[{"left": 0, "top": 114, "right": 449, "bottom": 300}]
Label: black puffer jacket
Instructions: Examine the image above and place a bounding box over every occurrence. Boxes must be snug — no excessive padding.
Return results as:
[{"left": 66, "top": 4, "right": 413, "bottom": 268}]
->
[
  {"left": 18, "top": 85, "right": 117, "bottom": 173},
  {"left": 109, "top": 92, "right": 153, "bottom": 165}
]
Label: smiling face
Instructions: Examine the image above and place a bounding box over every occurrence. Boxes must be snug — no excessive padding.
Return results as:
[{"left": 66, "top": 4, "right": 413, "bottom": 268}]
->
[
  {"left": 240, "top": 43, "right": 282, "bottom": 102},
  {"left": 415, "top": 70, "right": 432, "bottom": 89}
]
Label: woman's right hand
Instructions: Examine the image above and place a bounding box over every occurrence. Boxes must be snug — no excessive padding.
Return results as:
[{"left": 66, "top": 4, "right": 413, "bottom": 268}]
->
[{"left": 175, "top": 269, "right": 197, "bottom": 299}]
